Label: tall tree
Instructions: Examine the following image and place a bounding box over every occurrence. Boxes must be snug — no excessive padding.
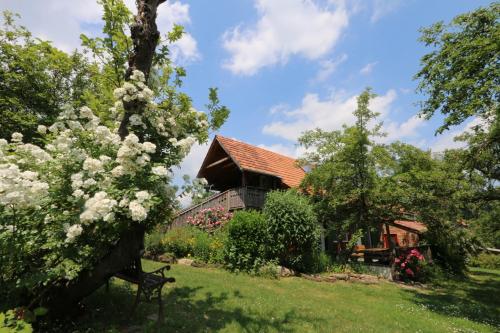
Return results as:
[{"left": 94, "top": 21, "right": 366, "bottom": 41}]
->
[
  {"left": 415, "top": 2, "right": 499, "bottom": 196},
  {"left": 298, "top": 88, "right": 384, "bottom": 250}
]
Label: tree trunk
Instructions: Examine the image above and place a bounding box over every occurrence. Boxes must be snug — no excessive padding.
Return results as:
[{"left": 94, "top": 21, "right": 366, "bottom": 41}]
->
[{"left": 42, "top": 0, "right": 165, "bottom": 314}]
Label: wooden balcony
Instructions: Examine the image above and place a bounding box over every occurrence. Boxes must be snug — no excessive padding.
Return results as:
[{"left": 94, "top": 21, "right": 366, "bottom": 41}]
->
[{"left": 172, "top": 186, "right": 268, "bottom": 227}]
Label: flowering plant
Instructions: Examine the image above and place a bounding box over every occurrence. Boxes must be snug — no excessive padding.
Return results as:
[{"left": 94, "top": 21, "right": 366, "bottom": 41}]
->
[
  {"left": 394, "top": 248, "right": 425, "bottom": 281},
  {"left": 187, "top": 206, "right": 232, "bottom": 233},
  {"left": 0, "top": 69, "right": 224, "bottom": 303}
]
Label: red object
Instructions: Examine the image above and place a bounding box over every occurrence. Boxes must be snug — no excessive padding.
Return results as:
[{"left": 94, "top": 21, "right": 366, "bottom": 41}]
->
[{"left": 383, "top": 234, "right": 399, "bottom": 248}]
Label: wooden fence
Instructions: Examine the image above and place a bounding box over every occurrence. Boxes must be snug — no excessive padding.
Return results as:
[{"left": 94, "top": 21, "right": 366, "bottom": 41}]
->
[{"left": 172, "top": 186, "right": 268, "bottom": 227}]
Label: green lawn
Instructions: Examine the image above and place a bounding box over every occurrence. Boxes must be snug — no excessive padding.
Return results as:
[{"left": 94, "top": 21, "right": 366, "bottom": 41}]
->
[{"left": 75, "top": 260, "right": 499, "bottom": 333}]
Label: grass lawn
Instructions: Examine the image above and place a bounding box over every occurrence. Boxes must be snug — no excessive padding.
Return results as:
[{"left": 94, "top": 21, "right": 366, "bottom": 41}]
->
[{"left": 74, "top": 260, "right": 500, "bottom": 333}]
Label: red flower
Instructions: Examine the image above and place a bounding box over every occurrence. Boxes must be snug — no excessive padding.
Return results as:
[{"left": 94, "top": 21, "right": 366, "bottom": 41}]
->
[{"left": 405, "top": 268, "right": 414, "bottom": 276}]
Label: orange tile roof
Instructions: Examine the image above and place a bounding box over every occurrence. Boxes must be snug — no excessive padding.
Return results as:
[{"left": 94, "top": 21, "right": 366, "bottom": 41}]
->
[
  {"left": 393, "top": 220, "right": 427, "bottom": 233},
  {"left": 215, "top": 135, "right": 306, "bottom": 188}
]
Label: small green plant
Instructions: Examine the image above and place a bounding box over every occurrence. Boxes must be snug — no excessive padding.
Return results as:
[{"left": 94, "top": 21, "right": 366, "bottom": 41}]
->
[{"left": 0, "top": 308, "right": 36, "bottom": 333}]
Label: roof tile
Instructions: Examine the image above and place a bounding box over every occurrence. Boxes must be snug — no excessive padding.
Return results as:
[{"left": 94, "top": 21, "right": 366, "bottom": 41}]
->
[{"left": 216, "top": 135, "right": 305, "bottom": 188}]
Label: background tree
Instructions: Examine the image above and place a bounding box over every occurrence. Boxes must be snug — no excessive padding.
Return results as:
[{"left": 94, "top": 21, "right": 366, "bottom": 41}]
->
[
  {"left": 298, "top": 88, "right": 384, "bottom": 252},
  {"left": 415, "top": 1, "right": 499, "bottom": 248},
  {"left": 0, "top": 12, "right": 99, "bottom": 143},
  {"left": 299, "top": 89, "right": 481, "bottom": 272}
]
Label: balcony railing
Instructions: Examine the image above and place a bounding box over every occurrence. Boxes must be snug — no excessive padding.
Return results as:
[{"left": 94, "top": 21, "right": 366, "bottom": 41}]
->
[{"left": 172, "top": 186, "right": 268, "bottom": 227}]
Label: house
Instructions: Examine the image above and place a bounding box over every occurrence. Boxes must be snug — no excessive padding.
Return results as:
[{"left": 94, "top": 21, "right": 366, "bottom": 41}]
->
[
  {"left": 173, "top": 135, "right": 427, "bottom": 251},
  {"left": 172, "top": 135, "right": 305, "bottom": 226},
  {"left": 381, "top": 220, "right": 427, "bottom": 248}
]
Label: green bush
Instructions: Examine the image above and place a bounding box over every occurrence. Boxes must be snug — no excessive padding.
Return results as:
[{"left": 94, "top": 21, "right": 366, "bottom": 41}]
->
[
  {"left": 162, "top": 226, "right": 198, "bottom": 258},
  {"left": 469, "top": 253, "right": 500, "bottom": 270},
  {"left": 224, "top": 210, "right": 268, "bottom": 271},
  {"left": 423, "top": 222, "right": 479, "bottom": 274},
  {"left": 144, "top": 230, "right": 166, "bottom": 257},
  {"left": 303, "top": 251, "right": 332, "bottom": 273},
  {"left": 162, "top": 226, "right": 226, "bottom": 263},
  {"left": 263, "top": 190, "right": 320, "bottom": 272}
]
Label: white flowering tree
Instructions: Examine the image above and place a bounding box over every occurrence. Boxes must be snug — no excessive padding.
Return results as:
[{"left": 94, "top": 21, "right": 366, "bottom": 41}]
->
[{"left": 0, "top": 0, "right": 228, "bottom": 314}]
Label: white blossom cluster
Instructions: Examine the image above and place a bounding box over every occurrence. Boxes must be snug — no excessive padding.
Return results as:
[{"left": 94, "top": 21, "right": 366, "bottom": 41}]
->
[
  {"left": 0, "top": 69, "right": 208, "bottom": 247},
  {"left": 80, "top": 191, "right": 117, "bottom": 223},
  {"left": 0, "top": 163, "right": 49, "bottom": 208},
  {"left": 114, "top": 133, "right": 156, "bottom": 176},
  {"left": 0, "top": 134, "right": 50, "bottom": 208},
  {"left": 113, "top": 70, "right": 153, "bottom": 104},
  {"left": 65, "top": 223, "right": 83, "bottom": 243}
]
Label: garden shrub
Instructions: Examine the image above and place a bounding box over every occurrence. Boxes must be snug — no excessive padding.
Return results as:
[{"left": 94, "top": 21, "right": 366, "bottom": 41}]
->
[
  {"left": 0, "top": 310, "right": 33, "bottom": 333},
  {"left": 469, "top": 253, "right": 500, "bottom": 270},
  {"left": 394, "top": 248, "right": 426, "bottom": 281},
  {"left": 162, "top": 226, "right": 198, "bottom": 258},
  {"left": 187, "top": 206, "right": 232, "bottom": 233},
  {"left": 192, "top": 230, "right": 211, "bottom": 262},
  {"left": 263, "top": 190, "right": 320, "bottom": 272},
  {"left": 224, "top": 210, "right": 267, "bottom": 271},
  {"left": 161, "top": 226, "right": 226, "bottom": 263},
  {"left": 423, "top": 222, "right": 479, "bottom": 274},
  {"left": 144, "top": 230, "right": 166, "bottom": 257},
  {"left": 303, "top": 251, "right": 333, "bottom": 273}
]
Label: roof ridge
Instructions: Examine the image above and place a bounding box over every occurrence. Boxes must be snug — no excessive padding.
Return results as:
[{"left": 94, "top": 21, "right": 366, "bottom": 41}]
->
[{"left": 215, "top": 135, "right": 298, "bottom": 161}]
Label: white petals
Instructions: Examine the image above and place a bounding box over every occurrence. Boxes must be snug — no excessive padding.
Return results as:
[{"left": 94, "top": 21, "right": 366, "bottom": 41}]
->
[
  {"left": 152, "top": 166, "right": 169, "bottom": 177},
  {"left": 129, "top": 200, "right": 147, "bottom": 221},
  {"left": 11, "top": 132, "right": 23, "bottom": 143},
  {"left": 65, "top": 224, "right": 83, "bottom": 243},
  {"left": 37, "top": 125, "right": 47, "bottom": 134},
  {"left": 79, "top": 191, "right": 117, "bottom": 223}
]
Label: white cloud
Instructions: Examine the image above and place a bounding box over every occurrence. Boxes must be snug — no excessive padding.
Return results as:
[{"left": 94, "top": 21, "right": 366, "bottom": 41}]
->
[
  {"left": 370, "top": 0, "right": 402, "bottom": 23},
  {"left": 0, "top": 0, "right": 101, "bottom": 52},
  {"left": 269, "top": 103, "right": 289, "bottom": 115},
  {"left": 170, "top": 33, "right": 200, "bottom": 63},
  {"left": 314, "top": 53, "right": 348, "bottom": 82},
  {"left": 174, "top": 142, "right": 210, "bottom": 181},
  {"left": 360, "top": 61, "right": 377, "bottom": 75},
  {"left": 263, "top": 89, "right": 397, "bottom": 141},
  {"left": 257, "top": 143, "right": 306, "bottom": 158},
  {"left": 381, "top": 115, "right": 426, "bottom": 143},
  {"left": 0, "top": 0, "right": 199, "bottom": 62},
  {"left": 430, "top": 118, "right": 482, "bottom": 152},
  {"left": 152, "top": 0, "right": 200, "bottom": 63},
  {"left": 222, "top": 0, "right": 349, "bottom": 75}
]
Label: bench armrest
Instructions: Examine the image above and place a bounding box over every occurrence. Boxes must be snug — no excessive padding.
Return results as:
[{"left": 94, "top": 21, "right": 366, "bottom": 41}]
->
[{"left": 148, "top": 265, "right": 171, "bottom": 278}]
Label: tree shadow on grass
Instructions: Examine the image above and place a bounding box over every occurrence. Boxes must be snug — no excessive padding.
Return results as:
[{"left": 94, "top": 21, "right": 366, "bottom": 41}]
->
[
  {"left": 402, "top": 270, "right": 500, "bottom": 329},
  {"left": 66, "top": 282, "right": 324, "bottom": 333},
  {"left": 160, "top": 286, "right": 318, "bottom": 333}
]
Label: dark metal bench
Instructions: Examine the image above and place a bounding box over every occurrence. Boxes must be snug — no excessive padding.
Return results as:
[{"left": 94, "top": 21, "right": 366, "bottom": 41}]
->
[{"left": 107, "top": 257, "right": 175, "bottom": 326}]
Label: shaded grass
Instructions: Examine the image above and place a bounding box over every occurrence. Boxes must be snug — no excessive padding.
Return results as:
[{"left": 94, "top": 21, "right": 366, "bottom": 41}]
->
[{"left": 64, "top": 262, "right": 499, "bottom": 332}]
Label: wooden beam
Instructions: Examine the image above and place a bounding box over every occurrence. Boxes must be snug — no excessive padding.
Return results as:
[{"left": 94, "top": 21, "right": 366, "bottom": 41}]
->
[{"left": 205, "top": 157, "right": 231, "bottom": 169}]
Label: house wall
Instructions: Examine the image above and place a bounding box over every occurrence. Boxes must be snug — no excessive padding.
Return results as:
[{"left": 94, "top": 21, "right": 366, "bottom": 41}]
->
[{"left": 380, "top": 225, "right": 420, "bottom": 248}]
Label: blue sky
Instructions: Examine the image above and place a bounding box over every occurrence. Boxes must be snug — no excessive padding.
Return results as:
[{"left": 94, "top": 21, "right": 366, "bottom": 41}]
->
[{"left": 0, "top": 0, "right": 492, "bottom": 184}]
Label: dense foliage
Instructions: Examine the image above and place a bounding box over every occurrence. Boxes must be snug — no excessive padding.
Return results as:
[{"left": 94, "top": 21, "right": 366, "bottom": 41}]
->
[
  {"left": 0, "top": 12, "right": 101, "bottom": 143},
  {"left": 415, "top": 2, "right": 499, "bottom": 254},
  {"left": 298, "top": 88, "right": 387, "bottom": 251},
  {"left": 224, "top": 210, "right": 268, "bottom": 271},
  {"left": 263, "top": 190, "right": 320, "bottom": 272}
]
